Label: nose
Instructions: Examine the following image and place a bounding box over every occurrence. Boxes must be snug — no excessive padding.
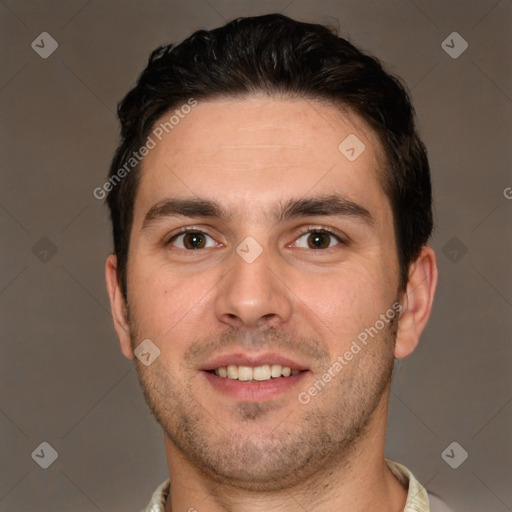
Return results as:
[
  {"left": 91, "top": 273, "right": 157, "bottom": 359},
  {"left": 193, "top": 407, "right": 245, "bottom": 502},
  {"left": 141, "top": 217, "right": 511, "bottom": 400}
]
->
[{"left": 214, "top": 243, "right": 293, "bottom": 329}]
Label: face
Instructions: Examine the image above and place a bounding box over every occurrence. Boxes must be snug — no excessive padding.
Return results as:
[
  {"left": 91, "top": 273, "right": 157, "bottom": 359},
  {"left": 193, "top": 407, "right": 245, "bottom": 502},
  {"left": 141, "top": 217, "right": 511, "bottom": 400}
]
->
[{"left": 116, "top": 97, "right": 403, "bottom": 490}]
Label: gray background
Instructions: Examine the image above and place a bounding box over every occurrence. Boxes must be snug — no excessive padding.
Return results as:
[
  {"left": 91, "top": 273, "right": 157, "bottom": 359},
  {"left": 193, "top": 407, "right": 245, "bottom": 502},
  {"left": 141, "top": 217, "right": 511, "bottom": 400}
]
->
[{"left": 1, "top": 1, "right": 511, "bottom": 511}]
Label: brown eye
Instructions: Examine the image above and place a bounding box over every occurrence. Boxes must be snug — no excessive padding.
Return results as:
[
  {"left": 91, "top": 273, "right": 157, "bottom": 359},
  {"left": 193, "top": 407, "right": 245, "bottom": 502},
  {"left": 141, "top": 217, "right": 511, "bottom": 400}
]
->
[
  {"left": 295, "top": 230, "right": 340, "bottom": 250},
  {"left": 171, "top": 231, "right": 215, "bottom": 250},
  {"left": 308, "top": 232, "right": 331, "bottom": 249},
  {"left": 183, "top": 232, "right": 206, "bottom": 249}
]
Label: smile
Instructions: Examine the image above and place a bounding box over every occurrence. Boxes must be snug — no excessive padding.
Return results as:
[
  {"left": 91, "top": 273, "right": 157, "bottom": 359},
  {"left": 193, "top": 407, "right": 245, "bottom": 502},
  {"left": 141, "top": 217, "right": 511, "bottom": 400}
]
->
[{"left": 211, "top": 364, "right": 301, "bottom": 381}]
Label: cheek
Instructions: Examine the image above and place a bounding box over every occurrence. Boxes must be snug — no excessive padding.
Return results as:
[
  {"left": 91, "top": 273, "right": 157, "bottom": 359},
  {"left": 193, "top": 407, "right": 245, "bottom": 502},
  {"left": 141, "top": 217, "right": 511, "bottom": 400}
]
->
[
  {"left": 128, "top": 262, "right": 219, "bottom": 342},
  {"left": 291, "top": 265, "right": 391, "bottom": 342}
]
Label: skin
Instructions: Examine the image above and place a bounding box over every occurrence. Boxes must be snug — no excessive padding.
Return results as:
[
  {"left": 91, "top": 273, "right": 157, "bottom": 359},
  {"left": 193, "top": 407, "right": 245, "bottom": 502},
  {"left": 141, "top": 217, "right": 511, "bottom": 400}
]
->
[{"left": 106, "top": 96, "right": 437, "bottom": 512}]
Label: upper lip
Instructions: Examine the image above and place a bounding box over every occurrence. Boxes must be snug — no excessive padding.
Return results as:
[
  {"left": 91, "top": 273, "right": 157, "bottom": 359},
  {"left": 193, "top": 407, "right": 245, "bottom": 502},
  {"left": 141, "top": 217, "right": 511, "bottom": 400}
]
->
[{"left": 200, "top": 352, "right": 309, "bottom": 372}]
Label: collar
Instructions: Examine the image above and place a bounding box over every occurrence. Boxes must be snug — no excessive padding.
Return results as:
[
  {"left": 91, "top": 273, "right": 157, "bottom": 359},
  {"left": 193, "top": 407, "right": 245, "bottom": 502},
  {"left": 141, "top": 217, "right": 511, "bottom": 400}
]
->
[{"left": 141, "top": 459, "right": 430, "bottom": 512}]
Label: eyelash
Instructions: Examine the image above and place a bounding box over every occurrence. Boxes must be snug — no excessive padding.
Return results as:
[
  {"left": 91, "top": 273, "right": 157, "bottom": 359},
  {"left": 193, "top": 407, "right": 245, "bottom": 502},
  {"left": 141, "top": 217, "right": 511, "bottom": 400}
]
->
[
  {"left": 293, "top": 227, "right": 346, "bottom": 250},
  {"left": 165, "top": 226, "right": 346, "bottom": 251},
  {"left": 165, "top": 227, "right": 219, "bottom": 250}
]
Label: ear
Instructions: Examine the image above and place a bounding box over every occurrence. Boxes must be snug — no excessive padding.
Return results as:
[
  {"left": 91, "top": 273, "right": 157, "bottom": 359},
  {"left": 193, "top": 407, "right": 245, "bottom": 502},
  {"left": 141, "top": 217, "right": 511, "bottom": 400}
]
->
[
  {"left": 394, "top": 246, "right": 438, "bottom": 359},
  {"left": 105, "top": 254, "right": 134, "bottom": 360}
]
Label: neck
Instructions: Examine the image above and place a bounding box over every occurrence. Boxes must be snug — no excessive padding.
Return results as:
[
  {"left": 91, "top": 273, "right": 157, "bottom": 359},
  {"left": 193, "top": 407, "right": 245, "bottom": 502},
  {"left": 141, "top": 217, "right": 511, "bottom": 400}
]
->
[{"left": 163, "top": 395, "right": 407, "bottom": 512}]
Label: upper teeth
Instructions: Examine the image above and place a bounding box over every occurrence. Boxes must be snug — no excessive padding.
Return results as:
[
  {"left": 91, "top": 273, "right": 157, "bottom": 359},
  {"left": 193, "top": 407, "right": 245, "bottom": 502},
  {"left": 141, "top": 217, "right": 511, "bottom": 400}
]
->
[{"left": 214, "top": 365, "right": 300, "bottom": 381}]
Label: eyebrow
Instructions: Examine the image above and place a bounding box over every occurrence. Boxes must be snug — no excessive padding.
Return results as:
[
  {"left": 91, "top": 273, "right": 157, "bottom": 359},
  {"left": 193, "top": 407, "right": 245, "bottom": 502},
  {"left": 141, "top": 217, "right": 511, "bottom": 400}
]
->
[
  {"left": 277, "top": 194, "right": 373, "bottom": 226},
  {"left": 143, "top": 198, "right": 230, "bottom": 229},
  {"left": 142, "top": 194, "right": 374, "bottom": 230}
]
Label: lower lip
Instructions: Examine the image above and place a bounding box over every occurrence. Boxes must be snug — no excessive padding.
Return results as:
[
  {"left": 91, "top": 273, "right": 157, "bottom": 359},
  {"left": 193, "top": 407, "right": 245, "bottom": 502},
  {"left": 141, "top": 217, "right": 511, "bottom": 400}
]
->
[{"left": 202, "top": 370, "right": 309, "bottom": 401}]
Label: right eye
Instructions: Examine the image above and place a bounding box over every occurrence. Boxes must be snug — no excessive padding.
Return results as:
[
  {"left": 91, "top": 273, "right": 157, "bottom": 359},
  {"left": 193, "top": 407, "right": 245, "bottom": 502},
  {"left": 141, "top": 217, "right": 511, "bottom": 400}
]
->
[{"left": 168, "top": 230, "right": 217, "bottom": 250}]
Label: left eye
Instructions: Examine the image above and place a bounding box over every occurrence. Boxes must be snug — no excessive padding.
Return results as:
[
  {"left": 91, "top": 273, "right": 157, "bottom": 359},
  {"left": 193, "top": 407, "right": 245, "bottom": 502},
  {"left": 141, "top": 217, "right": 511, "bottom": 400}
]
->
[
  {"left": 170, "top": 231, "right": 217, "bottom": 250},
  {"left": 294, "top": 230, "right": 341, "bottom": 249}
]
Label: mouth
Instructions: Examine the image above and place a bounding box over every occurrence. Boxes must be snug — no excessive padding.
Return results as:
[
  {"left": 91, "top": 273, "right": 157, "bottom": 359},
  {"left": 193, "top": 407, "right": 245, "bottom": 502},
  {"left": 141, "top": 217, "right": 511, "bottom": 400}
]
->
[
  {"left": 207, "top": 364, "right": 302, "bottom": 382},
  {"left": 200, "top": 353, "right": 310, "bottom": 401}
]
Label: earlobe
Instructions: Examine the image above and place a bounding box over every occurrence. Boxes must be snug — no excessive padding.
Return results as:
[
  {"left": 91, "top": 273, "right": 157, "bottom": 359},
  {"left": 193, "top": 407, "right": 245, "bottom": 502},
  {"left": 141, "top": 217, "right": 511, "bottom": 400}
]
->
[
  {"left": 105, "top": 254, "right": 134, "bottom": 360},
  {"left": 394, "top": 246, "right": 438, "bottom": 359}
]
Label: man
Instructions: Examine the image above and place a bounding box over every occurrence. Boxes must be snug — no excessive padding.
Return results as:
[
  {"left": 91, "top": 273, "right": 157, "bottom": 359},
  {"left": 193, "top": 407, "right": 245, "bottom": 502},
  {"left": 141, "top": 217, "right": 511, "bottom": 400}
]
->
[{"left": 105, "top": 14, "right": 447, "bottom": 512}]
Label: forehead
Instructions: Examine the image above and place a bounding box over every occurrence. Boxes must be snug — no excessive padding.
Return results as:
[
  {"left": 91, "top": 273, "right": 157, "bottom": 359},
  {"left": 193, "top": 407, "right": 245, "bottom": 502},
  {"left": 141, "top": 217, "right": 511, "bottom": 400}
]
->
[{"left": 135, "top": 97, "right": 389, "bottom": 222}]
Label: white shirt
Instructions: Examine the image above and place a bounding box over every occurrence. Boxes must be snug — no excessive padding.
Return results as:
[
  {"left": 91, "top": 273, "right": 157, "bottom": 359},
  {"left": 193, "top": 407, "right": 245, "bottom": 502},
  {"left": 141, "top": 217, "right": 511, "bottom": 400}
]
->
[{"left": 141, "top": 459, "right": 453, "bottom": 512}]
